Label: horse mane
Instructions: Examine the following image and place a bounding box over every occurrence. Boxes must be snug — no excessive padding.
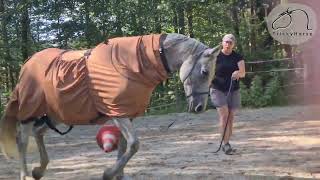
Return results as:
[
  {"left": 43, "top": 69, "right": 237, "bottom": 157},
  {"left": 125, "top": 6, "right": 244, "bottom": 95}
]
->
[{"left": 164, "top": 33, "right": 208, "bottom": 58}]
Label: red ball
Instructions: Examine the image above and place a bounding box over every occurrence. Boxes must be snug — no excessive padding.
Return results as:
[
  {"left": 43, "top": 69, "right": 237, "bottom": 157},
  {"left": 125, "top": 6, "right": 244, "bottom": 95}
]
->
[{"left": 96, "top": 125, "right": 121, "bottom": 153}]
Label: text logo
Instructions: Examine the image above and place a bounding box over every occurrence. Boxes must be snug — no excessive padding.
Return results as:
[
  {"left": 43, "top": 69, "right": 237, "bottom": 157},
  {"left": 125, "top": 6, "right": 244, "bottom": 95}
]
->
[{"left": 267, "top": 3, "right": 316, "bottom": 45}]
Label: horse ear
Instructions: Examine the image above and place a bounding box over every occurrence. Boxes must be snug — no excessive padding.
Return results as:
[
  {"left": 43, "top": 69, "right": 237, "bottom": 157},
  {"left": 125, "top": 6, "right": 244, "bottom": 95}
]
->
[{"left": 203, "top": 45, "right": 221, "bottom": 57}]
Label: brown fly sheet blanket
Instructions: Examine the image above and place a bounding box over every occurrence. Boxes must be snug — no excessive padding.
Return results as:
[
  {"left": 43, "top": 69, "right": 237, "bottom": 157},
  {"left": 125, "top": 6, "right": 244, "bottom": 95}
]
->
[{"left": 5, "top": 34, "right": 168, "bottom": 125}]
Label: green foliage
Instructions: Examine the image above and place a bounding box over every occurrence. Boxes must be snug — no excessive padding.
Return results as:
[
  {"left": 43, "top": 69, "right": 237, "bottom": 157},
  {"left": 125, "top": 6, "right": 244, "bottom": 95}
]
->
[
  {"left": 0, "top": 103, "right": 3, "bottom": 117},
  {"left": 240, "top": 81, "right": 251, "bottom": 107},
  {"left": 0, "top": 91, "right": 11, "bottom": 117},
  {"left": 146, "top": 73, "right": 187, "bottom": 115},
  {"left": 264, "top": 73, "right": 287, "bottom": 106},
  {"left": 240, "top": 74, "right": 287, "bottom": 108},
  {"left": 244, "top": 49, "right": 274, "bottom": 62},
  {"left": 249, "top": 75, "right": 267, "bottom": 107}
]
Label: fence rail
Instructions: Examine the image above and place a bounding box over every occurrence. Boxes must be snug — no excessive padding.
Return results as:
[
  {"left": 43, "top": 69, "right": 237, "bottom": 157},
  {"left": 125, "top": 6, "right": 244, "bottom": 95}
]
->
[
  {"left": 246, "top": 68, "right": 304, "bottom": 74},
  {"left": 246, "top": 58, "right": 292, "bottom": 64},
  {"left": 147, "top": 103, "right": 177, "bottom": 110}
]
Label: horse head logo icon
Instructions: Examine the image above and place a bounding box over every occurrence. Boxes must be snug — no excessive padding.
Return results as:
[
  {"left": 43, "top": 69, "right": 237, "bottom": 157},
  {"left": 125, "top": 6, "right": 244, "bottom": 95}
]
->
[{"left": 272, "top": 7, "right": 312, "bottom": 30}]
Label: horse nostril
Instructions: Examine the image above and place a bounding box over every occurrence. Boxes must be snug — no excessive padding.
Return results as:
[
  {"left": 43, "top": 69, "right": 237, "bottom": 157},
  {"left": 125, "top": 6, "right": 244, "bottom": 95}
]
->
[{"left": 195, "top": 104, "right": 203, "bottom": 112}]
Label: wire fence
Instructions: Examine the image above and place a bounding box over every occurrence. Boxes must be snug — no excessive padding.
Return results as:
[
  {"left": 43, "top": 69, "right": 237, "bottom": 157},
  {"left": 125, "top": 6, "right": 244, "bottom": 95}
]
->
[{"left": 246, "top": 68, "right": 304, "bottom": 74}]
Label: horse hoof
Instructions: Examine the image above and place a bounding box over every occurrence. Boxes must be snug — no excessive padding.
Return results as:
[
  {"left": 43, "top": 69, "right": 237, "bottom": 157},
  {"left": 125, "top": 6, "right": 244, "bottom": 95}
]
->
[
  {"left": 102, "top": 168, "right": 113, "bottom": 180},
  {"left": 32, "top": 167, "right": 44, "bottom": 180}
]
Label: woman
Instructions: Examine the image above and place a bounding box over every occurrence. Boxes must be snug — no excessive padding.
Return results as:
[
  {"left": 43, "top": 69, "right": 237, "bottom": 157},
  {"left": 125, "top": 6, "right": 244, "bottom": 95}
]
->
[{"left": 210, "top": 34, "right": 246, "bottom": 155}]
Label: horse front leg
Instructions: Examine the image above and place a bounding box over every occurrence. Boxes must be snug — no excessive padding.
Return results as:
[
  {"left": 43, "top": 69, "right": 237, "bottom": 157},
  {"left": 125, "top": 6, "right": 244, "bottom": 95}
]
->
[
  {"left": 115, "top": 134, "right": 127, "bottom": 180},
  {"left": 103, "top": 118, "right": 139, "bottom": 180},
  {"left": 32, "top": 124, "right": 49, "bottom": 180},
  {"left": 17, "top": 122, "right": 33, "bottom": 180}
]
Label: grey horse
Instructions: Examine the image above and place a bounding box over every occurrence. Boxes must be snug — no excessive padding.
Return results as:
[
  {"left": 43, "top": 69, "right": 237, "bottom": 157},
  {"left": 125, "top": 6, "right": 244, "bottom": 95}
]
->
[{"left": 0, "top": 33, "right": 220, "bottom": 180}]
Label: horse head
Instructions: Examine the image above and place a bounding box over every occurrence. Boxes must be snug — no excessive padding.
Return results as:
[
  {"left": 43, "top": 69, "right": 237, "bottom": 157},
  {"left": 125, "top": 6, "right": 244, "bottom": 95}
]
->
[
  {"left": 272, "top": 8, "right": 293, "bottom": 30},
  {"left": 179, "top": 45, "right": 220, "bottom": 113},
  {"left": 162, "top": 33, "right": 220, "bottom": 113}
]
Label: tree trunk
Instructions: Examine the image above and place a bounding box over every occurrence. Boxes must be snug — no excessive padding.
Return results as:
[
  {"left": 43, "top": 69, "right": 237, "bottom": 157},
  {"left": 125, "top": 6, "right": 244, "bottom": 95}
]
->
[
  {"left": 84, "top": 0, "right": 92, "bottom": 48},
  {"left": 172, "top": 2, "right": 178, "bottom": 33},
  {"left": 153, "top": 0, "right": 161, "bottom": 33},
  {"left": 1, "top": 0, "right": 16, "bottom": 90},
  {"left": 176, "top": 2, "right": 185, "bottom": 34},
  {"left": 113, "top": 0, "right": 123, "bottom": 36},
  {"left": 101, "top": 0, "right": 109, "bottom": 37},
  {"left": 5, "top": 68, "right": 9, "bottom": 92},
  {"left": 9, "top": 67, "right": 15, "bottom": 90},
  {"left": 262, "top": 0, "right": 275, "bottom": 49},
  {"left": 250, "top": 0, "right": 257, "bottom": 53},
  {"left": 137, "top": 0, "right": 144, "bottom": 35},
  {"left": 21, "top": 0, "right": 30, "bottom": 60},
  {"left": 186, "top": 2, "right": 194, "bottom": 38},
  {"left": 231, "top": 0, "right": 242, "bottom": 52}
]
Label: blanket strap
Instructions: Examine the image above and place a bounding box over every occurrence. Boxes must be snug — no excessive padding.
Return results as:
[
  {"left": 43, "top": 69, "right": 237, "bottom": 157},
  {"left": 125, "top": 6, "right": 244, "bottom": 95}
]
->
[
  {"left": 35, "top": 116, "right": 73, "bottom": 135},
  {"left": 22, "top": 116, "right": 73, "bottom": 135},
  {"left": 45, "top": 116, "right": 73, "bottom": 135}
]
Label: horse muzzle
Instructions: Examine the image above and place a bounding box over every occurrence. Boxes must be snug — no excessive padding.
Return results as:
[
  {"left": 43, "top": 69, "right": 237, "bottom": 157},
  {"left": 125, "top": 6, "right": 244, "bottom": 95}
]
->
[
  {"left": 188, "top": 102, "right": 206, "bottom": 113},
  {"left": 186, "top": 91, "right": 209, "bottom": 113}
]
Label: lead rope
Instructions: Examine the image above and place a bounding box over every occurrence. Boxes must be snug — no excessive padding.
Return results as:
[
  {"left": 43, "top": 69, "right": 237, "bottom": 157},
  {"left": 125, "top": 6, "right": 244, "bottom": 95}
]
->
[{"left": 213, "top": 77, "right": 235, "bottom": 153}]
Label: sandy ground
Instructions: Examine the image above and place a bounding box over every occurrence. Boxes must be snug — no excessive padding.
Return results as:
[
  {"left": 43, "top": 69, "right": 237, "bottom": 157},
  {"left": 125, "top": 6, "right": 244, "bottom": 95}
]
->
[{"left": 0, "top": 105, "right": 320, "bottom": 180}]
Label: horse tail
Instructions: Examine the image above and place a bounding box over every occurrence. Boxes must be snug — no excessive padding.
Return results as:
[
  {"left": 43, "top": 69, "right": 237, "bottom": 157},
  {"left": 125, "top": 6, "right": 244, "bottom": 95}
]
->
[
  {"left": 0, "top": 114, "right": 20, "bottom": 159},
  {"left": 0, "top": 87, "right": 20, "bottom": 159}
]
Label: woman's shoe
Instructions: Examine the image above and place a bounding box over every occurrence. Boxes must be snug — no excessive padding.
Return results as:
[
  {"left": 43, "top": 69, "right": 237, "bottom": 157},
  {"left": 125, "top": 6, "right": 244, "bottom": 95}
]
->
[{"left": 222, "top": 142, "right": 234, "bottom": 155}]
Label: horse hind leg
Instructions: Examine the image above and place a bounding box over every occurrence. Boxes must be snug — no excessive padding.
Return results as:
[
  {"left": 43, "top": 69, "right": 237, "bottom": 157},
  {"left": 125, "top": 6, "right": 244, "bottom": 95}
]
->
[
  {"left": 103, "top": 118, "right": 139, "bottom": 180},
  {"left": 115, "top": 134, "right": 127, "bottom": 180},
  {"left": 17, "top": 122, "right": 34, "bottom": 180},
  {"left": 31, "top": 123, "right": 49, "bottom": 180}
]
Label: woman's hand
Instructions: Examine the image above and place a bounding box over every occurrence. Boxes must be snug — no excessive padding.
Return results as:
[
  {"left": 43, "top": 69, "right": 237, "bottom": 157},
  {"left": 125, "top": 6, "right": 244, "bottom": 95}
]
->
[{"left": 231, "top": 71, "right": 240, "bottom": 80}]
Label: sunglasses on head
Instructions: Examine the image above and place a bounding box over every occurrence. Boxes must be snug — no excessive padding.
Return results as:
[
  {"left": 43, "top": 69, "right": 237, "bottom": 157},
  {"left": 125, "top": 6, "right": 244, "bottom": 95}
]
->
[{"left": 223, "top": 41, "right": 234, "bottom": 44}]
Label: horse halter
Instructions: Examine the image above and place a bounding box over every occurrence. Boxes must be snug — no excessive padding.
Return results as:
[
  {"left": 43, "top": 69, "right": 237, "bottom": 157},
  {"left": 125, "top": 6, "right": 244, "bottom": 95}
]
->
[{"left": 182, "top": 51, "right": 210, "bottom": 99}]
